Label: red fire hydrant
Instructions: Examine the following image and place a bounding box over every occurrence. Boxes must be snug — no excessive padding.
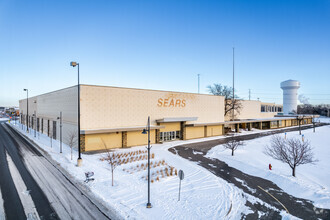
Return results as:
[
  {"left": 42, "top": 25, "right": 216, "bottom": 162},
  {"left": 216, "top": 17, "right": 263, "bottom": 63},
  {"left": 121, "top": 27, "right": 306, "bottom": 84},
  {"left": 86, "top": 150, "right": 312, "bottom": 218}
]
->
[{"left": 269, "top": 164, "right": 272, "bottom": 170}]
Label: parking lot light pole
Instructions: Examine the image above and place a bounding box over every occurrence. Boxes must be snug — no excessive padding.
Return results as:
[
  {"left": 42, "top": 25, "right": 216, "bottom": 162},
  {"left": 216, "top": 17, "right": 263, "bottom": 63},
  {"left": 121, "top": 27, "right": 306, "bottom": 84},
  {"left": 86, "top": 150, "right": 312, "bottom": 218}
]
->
[
  {"left": 142, "top": 116, "right": 152, "bottom": 208},
  {"left": 23, "top": 89, "right": 29, "bottom": 133},
  {"left": 70, "top": 61, "right": 82, "bottom": 166}
]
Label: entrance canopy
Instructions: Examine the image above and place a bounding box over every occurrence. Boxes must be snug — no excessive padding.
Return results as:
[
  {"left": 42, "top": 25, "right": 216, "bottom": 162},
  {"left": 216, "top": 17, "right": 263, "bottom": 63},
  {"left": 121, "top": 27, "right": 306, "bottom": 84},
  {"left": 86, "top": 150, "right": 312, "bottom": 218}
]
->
[
  {"left": 156, "top": 117, "right": 198, "bottom": 123},
  {"left": 81, "top": 125, "right": 164, "bottom": 135}
]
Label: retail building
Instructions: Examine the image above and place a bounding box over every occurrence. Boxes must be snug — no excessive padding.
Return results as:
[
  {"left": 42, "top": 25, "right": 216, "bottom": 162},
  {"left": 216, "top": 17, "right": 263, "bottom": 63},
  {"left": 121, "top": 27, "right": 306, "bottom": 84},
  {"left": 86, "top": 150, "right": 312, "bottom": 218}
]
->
[{"left": 19, "top": 85, "right": 314, "bottom": 152}]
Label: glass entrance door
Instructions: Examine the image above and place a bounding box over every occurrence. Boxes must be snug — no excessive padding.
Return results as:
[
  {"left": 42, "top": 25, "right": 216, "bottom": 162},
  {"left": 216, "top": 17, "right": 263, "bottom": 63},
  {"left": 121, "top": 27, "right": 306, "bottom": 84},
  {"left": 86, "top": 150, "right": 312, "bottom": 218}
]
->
[{"left": 160, "top": 131, "right": 180, "bottom": 142}]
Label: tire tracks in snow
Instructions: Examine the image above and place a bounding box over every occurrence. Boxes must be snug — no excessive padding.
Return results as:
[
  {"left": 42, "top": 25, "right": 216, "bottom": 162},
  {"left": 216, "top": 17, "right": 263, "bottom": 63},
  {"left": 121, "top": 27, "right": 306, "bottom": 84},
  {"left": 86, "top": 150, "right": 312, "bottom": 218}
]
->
[{"left": 169, "top": 126, "right": 330, "bottom": 219}]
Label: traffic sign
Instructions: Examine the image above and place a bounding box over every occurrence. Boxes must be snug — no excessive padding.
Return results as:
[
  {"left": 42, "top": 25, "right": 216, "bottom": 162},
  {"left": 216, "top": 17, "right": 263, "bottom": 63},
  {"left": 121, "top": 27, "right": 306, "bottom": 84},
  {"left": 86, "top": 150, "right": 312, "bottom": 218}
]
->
[{"left": 179, "top": 170, "right": 184, "bottom": 180}]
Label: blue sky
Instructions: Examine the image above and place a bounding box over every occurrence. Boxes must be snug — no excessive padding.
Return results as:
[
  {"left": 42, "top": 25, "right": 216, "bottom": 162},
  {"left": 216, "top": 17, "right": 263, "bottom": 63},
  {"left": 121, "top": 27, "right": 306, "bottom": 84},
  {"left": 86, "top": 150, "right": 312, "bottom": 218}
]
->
[{"left": 1, "top": 0, "right": 329, "bottom": 106}]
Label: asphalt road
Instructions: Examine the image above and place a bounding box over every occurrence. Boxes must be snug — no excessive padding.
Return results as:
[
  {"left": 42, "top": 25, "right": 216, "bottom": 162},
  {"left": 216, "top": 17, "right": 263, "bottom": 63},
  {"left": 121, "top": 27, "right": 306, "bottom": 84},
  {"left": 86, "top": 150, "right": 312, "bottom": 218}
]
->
[
  {"left": 169, "top": 124, "right": 330, "bottom": 219},
  {"left": 0, "top": 121, "right": 112, "bottom": 220}
]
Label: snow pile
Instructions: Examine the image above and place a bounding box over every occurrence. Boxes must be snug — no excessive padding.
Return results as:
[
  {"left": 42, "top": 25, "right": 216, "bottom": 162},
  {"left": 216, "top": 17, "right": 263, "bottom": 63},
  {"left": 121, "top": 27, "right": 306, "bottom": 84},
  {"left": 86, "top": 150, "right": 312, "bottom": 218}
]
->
[
  {"left": 207, "top": 125, "right": 330, "bottom": 209},
  {"left": 8, "top": 122, "right": 254, "bottom": 219}
]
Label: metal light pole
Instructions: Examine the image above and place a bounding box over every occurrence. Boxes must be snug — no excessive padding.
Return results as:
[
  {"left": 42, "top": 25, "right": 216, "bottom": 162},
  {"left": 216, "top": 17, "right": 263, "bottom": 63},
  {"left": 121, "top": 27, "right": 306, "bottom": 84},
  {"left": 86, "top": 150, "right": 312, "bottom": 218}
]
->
[
  {"left": 142, "top": 116, "right": 152, "bottom": 208},
  {"left": 232, "top": 47, "right": 235, "bottom": 121},
  {"left": 23, "top": 89, "right": 29, "bottom": 133},
  {"left": 70, "top": 61, "right": 82, "bottom": 166},
  {"left": 197, "top": 74, "right": 200, "bottom": 94},
  {"left": 57, "top": 112, "right": 63, "bottom": 153}
]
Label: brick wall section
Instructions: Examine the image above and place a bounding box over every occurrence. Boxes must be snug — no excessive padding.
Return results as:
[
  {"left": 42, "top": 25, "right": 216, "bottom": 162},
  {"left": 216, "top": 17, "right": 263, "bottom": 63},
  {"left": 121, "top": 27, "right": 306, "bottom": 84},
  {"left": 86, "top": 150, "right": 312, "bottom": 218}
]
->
[
  {"left": 80, "top": 134, "right": 86, "bottom": 152},
  {"left": 181, "top": 122, "right": 186, "bottom": 140},
  {"left": 122, "top": 131, "right": 127, "bottom": 148},
  {"left": 155, "top": 129, "right": 160, "bottom": 143}
]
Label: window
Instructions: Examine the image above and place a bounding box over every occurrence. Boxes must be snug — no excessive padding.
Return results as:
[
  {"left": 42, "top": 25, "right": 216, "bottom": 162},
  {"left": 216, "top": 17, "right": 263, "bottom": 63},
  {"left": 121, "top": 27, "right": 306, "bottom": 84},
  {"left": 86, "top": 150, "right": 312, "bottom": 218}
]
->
[
  {"left": 271, "top": 121, "right": 278, "bottom": 127},
  {"left": 160, "top": 132, "right": 163, "bottom": 141},
  {"left": 176, "top": 130, "right": 181, "bottom": 139},
  {"left": 261, "top": 105, "right": 265, "bottom": 112}
]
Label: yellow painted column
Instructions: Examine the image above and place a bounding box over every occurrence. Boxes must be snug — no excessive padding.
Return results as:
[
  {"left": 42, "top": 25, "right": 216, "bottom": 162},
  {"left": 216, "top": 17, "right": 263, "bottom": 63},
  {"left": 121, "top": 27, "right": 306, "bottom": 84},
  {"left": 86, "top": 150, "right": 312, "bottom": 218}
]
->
[{"left": 235, "top": 124, "right": 240, "bottom": 133}]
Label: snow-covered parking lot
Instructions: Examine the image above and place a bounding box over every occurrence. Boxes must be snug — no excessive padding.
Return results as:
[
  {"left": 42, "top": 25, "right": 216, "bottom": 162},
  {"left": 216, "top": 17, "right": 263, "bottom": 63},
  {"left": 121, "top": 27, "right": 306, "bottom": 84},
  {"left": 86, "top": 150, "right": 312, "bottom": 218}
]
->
[
  {"left": 207, "top": 124, "right": 330, "bottom": 209},
  {"left": 7, "top": 119, "right": 330, "bottom": 219}
]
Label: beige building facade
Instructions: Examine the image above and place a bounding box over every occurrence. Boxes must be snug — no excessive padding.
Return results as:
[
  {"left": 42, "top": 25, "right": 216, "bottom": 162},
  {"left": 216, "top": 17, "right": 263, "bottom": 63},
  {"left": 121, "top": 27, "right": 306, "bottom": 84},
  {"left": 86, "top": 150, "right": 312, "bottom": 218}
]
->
[
  {"left": 19, "top": 85, "right": 314, "bottom": 152},
  {"left": 19, "top": 85, "right": 225, "bottom": 151},
  {"left": 225, "top": 100, "right": 283, "bottom": 121}
]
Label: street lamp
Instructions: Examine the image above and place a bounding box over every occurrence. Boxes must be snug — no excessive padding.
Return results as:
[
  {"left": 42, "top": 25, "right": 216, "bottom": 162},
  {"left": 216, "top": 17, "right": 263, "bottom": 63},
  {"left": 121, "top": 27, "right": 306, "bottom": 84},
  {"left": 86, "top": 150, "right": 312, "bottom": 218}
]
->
[
  {"left": 70, "top": 61, "right": 82, "bottom": 166},
  {"left": 142, "top": 116, "right": 152, "bottom": 208},
  {"left": 23, "top": 89, "right": 29, "bottom": 133}
]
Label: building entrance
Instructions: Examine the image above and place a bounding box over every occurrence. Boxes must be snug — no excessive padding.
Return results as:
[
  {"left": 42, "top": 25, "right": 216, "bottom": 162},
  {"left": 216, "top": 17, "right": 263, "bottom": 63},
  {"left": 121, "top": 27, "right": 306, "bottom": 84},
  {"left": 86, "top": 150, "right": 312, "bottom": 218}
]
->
[{"left": 160, "top": 131, "right": 181, "bottom": 142}]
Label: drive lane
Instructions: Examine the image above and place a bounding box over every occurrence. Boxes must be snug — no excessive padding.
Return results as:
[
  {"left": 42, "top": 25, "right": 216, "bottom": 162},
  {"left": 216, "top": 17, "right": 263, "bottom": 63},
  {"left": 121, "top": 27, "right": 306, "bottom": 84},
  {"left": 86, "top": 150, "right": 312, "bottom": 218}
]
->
[
  {"left": 0, "top": 121, "right": 57, "bottom": 219},
  {"left": 3, "top": 122, "right": 111, "bottom": 220},
  {"left": 0, "top": 135, "right": 26, "bottom": 220}
]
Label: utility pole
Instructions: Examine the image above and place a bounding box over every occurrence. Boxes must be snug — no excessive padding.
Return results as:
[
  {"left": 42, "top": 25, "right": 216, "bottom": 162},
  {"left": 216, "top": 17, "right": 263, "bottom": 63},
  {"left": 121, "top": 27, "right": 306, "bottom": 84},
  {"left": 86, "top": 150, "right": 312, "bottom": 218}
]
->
[
  {"left": 197, "top": 74, "right": 200, "bottom": 94},
  {"left": 249, "top": 89, "right": 251, "bottom": 101},
  {"left": 232, "top": 47, "right": 235, "bottom": 121}
]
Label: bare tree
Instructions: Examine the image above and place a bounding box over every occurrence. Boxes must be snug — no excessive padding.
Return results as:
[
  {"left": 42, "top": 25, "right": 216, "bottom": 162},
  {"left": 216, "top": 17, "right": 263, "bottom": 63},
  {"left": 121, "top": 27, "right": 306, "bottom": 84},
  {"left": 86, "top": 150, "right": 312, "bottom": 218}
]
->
[
  {"left": 264, "top": 135, "right": 317, "bottom": 177},
  {"left": 101, "top": 139, "right": 118, "bottom": 186},
  {"left": 224, "top": 135, "right": 244, "bottom": 156},
  {"left": 297, "top": 104, "right": 330, "bottom": 117},
  {"left": 207, "top": 83, "right": 242, "bottom": 119},
  {"left": 66, "top": 130, "right": 78, "bottom": 160}
]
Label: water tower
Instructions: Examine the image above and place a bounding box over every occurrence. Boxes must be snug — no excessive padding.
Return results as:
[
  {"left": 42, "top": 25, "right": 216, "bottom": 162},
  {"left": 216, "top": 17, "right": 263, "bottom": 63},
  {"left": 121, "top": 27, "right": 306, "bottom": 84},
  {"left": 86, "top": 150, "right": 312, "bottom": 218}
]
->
[{"left": 280, "top": 80, "right": 300, "bottom": 115}]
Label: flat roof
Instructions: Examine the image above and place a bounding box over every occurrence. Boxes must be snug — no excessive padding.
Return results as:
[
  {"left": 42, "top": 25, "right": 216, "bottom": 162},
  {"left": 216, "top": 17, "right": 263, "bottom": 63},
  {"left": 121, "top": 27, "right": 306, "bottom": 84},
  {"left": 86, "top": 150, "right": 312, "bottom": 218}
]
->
[
  {"left": 188, "top": 116, "right": 314, "bottom": 127},
  {"left": 223, "top": 116, "right": 313, "bottom": 125},
  {"left": 186, "top": 122, "right": 224, "bottom": 127},
  {"left": 19, "top": 84, "right": 225, "bottom": 102},
  {"left": 80, "top": 84, "right": 224, "bottom": 97}
]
